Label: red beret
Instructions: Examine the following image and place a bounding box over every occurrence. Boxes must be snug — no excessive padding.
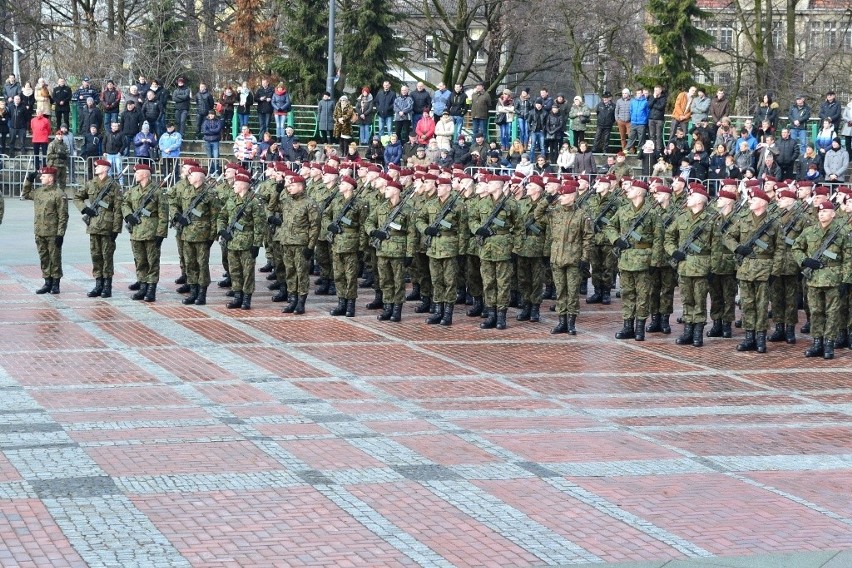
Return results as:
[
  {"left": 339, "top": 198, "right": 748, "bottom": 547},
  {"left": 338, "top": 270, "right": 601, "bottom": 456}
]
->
[
  {"left": 224, "top": 162, "right": 241, "bottom": 171},
  {"left": 366, "top": 164, "right": 382, "bottom": 173},
  {"left": 559, "top": 183, "right": 578, "bottom": 195},
  {"left": 274, "top": 162, "right": 290, "bottom": 173},
  {"left": 437, "top": 176, "right": 453, "bottom": 186},
  {"left": 289, "top": 175, "right": 306, "bottom": 184},
  {"left": 721, "top": 178, "right": 738, "bottom": 187},
  {"left": 310, "top": 162, "right": 323, "bottom": 170},
  {"left": 690, "top": 185, "right": 709, "bottom": 198},
  {"left": 182, "top": 159, "right": 200, "bottom": 168},
  {"left": 526, "top": 175, "right": 544, "bottom": 188},
  {"left": 744, "top": 179, "right": 761, "bottom": 188},
  {"left": 188, "top": 166, "right": 206, "bottom": 176},
  {"left": 234, "top": 173, "right": 251, "bottom": 184},
  {"left": 399, "top": 168, "right": 414, "bottom": 177},
  {"left": 818, "top": 201, "right": 835, "bottom": 210},
  {"left": 428, "top": 163, "right": 441, "bottom": 170},
  {"left": 322, "top": 165, "right": 339, "bottom": 175},
  {"left": 387, "top": 163, "right": 400, "bottom": 171},
  {"left": 422, "top": 173, "right": 438, "bottom": 182},
  {"left": 655, "top": 185, "right": 672, "bottom": 194},
  {"left": 751, "top": 188, "right": 770, "bottom": 202},
  {"left": 814, "top": 186, "right": 830, "bottom": 196},
  {"left": 40, "top": 166, "right": 58, "bottom": 175},
  {"left": 632, "top": 180, "right": 649, "bottom": 190},
  {"left": 764, "top": 175, "right": 777, "bottom": 182},
  {"left": 616, "top": 151, "right": 625, "bottom": 157},
  {"left": 339, "top": 175, "right": 357, "bottom": 187},
  {"left": 134, "top": 163, "right": 151, "bottom": 172},
  {"left": 452, "top": 163, "right": 465, "bottom": 170},
  {"left": 649, "top": 177, "right": 663, "bottom": 185},
  {"left": 94, "top": 159, "right": 111, "bottom": 168},
  {"left": 387, "top": 180, "right": 403, "bottom": 191},
  {"left": 457, "top": 173, "right": 473, "bottom": 182},
  {"left": 837, "top": 186, "right": 852, "bottom": 196},
  {"left": 798, "top": 181, "right": 814, "bottom": 188},
  {"left": 717, "top": 189, "right": 738, "bottom": 201},
  {"left": 777, "top": 189, "right": 797, "bottom": 199}
]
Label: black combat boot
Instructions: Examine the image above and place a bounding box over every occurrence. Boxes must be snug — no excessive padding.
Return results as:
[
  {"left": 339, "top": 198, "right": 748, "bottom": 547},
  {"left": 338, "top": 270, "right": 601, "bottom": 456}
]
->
[
  {"left": 567, "top": 314, "right": 577, "bottom": 335},
  {"left": 132, "top": 283, "right": 148, "bottom": 301},
  {"left": 359, "top": 271, "right": 374, "bottom": 288},
  {"left": 737, "top": 330, "right": 756, "bottom": 351},
  {"left": 516, "top": 302, "right": 531, "bottom": 321},
  {"left": 801, "top": 319, "right": 811, "bottom": 334},
  {"left": 734, "top": 319, "right": 742, "bottom": 328},
  {"left": 36, "top": 278, "right": 53, "bottom": 295},
  {"left": 294, "top": 294, "right": 307, "bottom": 314},
  {"left": 182, "top": 285, "right": 199, "bottom": 305},
  {"left": 706, "top": 319, "right": 723, "bottom": 337},
  {"left": 834, "top": 328, "right": 848, "bottom": 348},
  {"left": 480, "top": 307, "right": 497, "bottom": 329},
  {"left": 100, "top": 278, "right": 113, "bottom": 298},
  {"left": 50, "top": 278, "right": 61, "bottom": 294},
  {"left": 415, "top": 296, "right": 432, "bottom": 314},
  {"left": 426, "top": 302, "right": 444, "bottom": 324},
  {"left": 389, "top": 303, "right": 403, "bottom": 322},
  {"left": 194, "top": 285, "right": 208, "bottom": 305},
  {"left": 345, "top": 299, "right": 355, "bottom": 317},
  {"left": 551, "top": 315, "right": 568, "bottom": 334},
  {"left": 175, "top": 274, "right": 187, "bottom": 285},
  {"left": 271, "top": 289, "right": 287, "bottom": 302},
  {"left": 804, "top": 337, "right": 824, "bottom": 358},
  {"left": 227, "top": 292, "right": 244, "bottom": 309},
  {"left": 823, "top": 339, "right": 835, "bottom": 360},
  {"left": 785, "top": 325, "right": 797, "bottom": 345},
  {"left": 268, "top": 280, "right": 282, "bottom": 290},
  {"left": 129, "top": 281, "right": 142, "bottom": 291},
  {"left": 330, "top": 297, "right": 347, "bottom": 316},
  {"left": 646, "top": 314, "right": 662, "bottom": 333},
  {"left": 144, "top": 283, "right": 157, "bottom": 302},
  {"left": 259, "top": 261, "right": 273, "bottom": 273},
  {"left": 315, "top": 278, "right": 331, "bottom": 295},
  {"left": 676, "top": 324, "right": 694, "bottom": 345},
  {"left": 496, "top": 308, "right": 508, "bottom": 330},
  {"left": 176, "top": 282, "right": 191, "bottom": 294},
  {"left": 615, "top": 319, "right": 635, "bottom": 339},
  {"left": 265, "top": 272, "right": 277, "bottom": 281},
  {"left": 378, "top": 303, "right": 393, "bottom": 321},
  {"left": 467, "top": 297, "right": 483, "bottom": 317},
  {"left": 218, "top": 275, "right": 232, "bottom": 288},
  {"left": 755, "top": 331, "right": 767, "bottom": 353},
  {"left": 660, "top": 314, "right": 671, "bottom": 334},
  {"left": 722, "top": 321, "right": 733, "bottom": 338},
  {"left": 405, "top": 283, "right": 421, "bottom": 302},
  {"left": 282, "top": 294, "right": 298, "bottom": 313},
  {"left": 601, "top": 288, "right": 612, "bottom": 305},
  {"left": 767, "top": 323, "right": 785, "bottom": 342},
  {"left": 366, "top": 290, "right": 383, "bottom": 310},
  {"left": 634, "top": 319, "right": 646, "bottom": 341},
  {"left": 440, "top": 303, "right": 454, "bottom": 326},
  {"left": 586, "top": 288, "right": 602, "bottom": 304},
  {"left": 455, "top": 287, "right": 466, "bottom": 305},
  {"left": 693, "top": 323, "right": 705, "bottom": 347},
  {"left": 543, "top": 283, "right": 555, "bottom": 301},
  {"left": 579, "top": 279, "right": 588, "bottom": 295},
  {"left": 529, "top": 304, "right": 541, "bottom": 323},
  {"left": 87, "top": 278, "right": 104, "bottom": 297}
]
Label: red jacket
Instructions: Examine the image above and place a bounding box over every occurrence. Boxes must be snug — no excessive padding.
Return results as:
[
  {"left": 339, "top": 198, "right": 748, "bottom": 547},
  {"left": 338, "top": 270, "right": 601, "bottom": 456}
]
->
[
  {"left": 416, "top": 115, "right": 436, "bottom": 144},
  {"left": 30, "top": 116, "right": 52, "bottom": 143}
]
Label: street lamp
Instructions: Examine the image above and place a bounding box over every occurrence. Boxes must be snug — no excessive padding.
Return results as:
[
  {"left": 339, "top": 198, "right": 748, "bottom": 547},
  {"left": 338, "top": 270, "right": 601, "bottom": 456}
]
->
[
  {"left": 0, "top": 15, "right": 24, "bottom": 79},
  {"left": 326, "top": 0, "right": 336, "bottom": 95}
]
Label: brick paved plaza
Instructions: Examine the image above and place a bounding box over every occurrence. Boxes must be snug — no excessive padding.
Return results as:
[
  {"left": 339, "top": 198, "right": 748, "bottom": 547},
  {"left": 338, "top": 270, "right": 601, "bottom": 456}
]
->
[{"left": 0, "top": 201, "right": 851, "bottom": 567}]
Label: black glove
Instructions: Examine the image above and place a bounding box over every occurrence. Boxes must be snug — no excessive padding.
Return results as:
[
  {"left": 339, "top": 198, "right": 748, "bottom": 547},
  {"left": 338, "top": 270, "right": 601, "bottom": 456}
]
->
[
  {"left": 55, "top": 235, "right": 64, "bottom": 246},
  {"left": 267, "top": 215, "right": 282, "bottom": 227},
  {"left": 546, "top": 192, "right": 558, "bottom": 204},
  {"left": 671, "top": 250, "right": 687, "bottom": 262},
  {"left": 706, "top": 273, "right": 716, "bottom": 284},
  {"left": 81, "top": 206, "right": 98, "bottom": 217},
  {"left": 511, "top": 253, "right": 518, "bottom": 263},
  {"left": 767, "top": 275, "right": 777, "bottom": 286},
  {"left": 578, "top": 260, "right": 590, "bottom": 272},
  {"left": 302, "top": 247, "right": 314, "bottom": 260},
  {"left": 614, "top": 238, "right": 630, "bottom": 250},
  {"left": 403, "top": 256, "right": 413, "bottom": 267},
  {"left": 176, "top": 215, "right": 190, "bottom": 227},
  {"left": 801, "top": 257, "right": 823, "bottom": 270},
  {"left": 424, "top": 226, "right": 440, "bottom": 237},
  {"left": 124, "top": 214, "right": 140, "bottom": 227},
  {"left": 370, "top": 229, "right": 389, "bottom": 241},
  {"left": 218, "top": 229, "right": 229, "bottom": 240},
  {"left": 26, "top": 172, "right": 37, "bottom": 183},
  {"left": 839, "top": 283, "right": 850, "bottom": 296},
  {"left": 110, "top": 232, "right": 118, "bottom": 241},
  {"left": 327, "top": 223, "right": 342, "bottom": 235},
  {"left": 250, "top": 246, "right": 260, "bottom": 258},
  {"left": 474, "top": 226, "right": 493, "bottom": 238},
  {"left": 734, "top": 245, "right": 753, "bottom": 257},
  {"left": 155, "top": 236, "right": 164, "bottom": 247}
]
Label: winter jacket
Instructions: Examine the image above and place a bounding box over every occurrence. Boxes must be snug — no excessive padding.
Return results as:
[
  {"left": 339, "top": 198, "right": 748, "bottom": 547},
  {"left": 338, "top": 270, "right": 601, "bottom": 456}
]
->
[
  {"left": 470, "top": 90, "right": 492, "bottom": 119},
  {"left": 195, "top": 90, "right": 215, "bottom": 115},
  {"left": 573, "top": 150, "right": 596, "bottom": 174},
  {"left": 272, "top": 88, "right": 291, "bottom": 114},
  {"left": 690, "top": 95, "right": 710, "bottom": 123},
  {"left": 448, "top": 91, "right": 468, "bottom": 117},
  {"left": 410, "top": 88, "right": 432, "bottom": 116},
  {"left": 775, "top": 136, "right": 800, "bottom": 165},
  {"left": 52, "top": 85, "right": 72, "bottom": 112},
  {"left": 133, "top": 131, "right": 156, "bottom": 158},
  {"left": 171, "top": 85, "right": 191, "bottom": 111},
  {"left": 393, "top": 94, "right": 414, "bottom": 122},
  {"left": 629, "top": 96, "right": 649, "bottom": 125},
  {"left": 103, "top": 129, "right": 125, "bottom": 154},
  {"left": 141, "top": 99, "right": 162, "bottom": 124},
  {"left": 384, "top": 140, "right": 403, "bottom": 165},
  {"left": 158, "top": 131, "right": 182, "bottom": 158},
  {"left": 819, "top": 99, "right": 842, "bottom": 130},
  {"left": 236, "top": 89, "right": 254, "bottom": 115},
  {"left": 30, "top": 115, "right": 52, "bottom": 144},
  {"left": 647, "top": 93, "right": 668, "bottom": 122},
  {"left": 544, "top": 112, "right": 566, "bottom": 139},
  {"left": 788, "top": 103, "right": 811, "bottom": 130},
  {"left": 81, "top": 133, "right": 102, "bottom": 158},
  {"left": 614, "top": 98, "right": 632, "bottom": 122},
  {"left": 710, "top": 96, "right": 729, "bottom": 123},
  {"left": 120, "top": 107, "right": 144, "bottom": 137},
  {"left": 316, "top": 98, "right": 335, "bottom": 131},
  {"left": 203, "top": 117, "right": 223, "bottom": 142},
  {"left": 374, "top": 88, "right": 396, "bottom": 118},
  {"left": 432, "top": 88, "right": 451, "bottom": 116},
  {"left": 753, "top": 104, "right": 778, "bottom": 131},
  {"left": 514, "top": 97, "right": 533, "bottom": 121},
  {"left": 255, "top": 85, "right": 275, "bottom": 114},
  {"left": 823, "top": 147, "right": 849, "bottom": 180}
]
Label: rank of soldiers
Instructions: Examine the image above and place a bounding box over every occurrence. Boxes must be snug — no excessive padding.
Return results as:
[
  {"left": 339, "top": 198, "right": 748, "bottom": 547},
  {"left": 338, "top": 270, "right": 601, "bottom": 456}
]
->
[{"left": 20, "top": 155, "right": 852, "bottom": 360}]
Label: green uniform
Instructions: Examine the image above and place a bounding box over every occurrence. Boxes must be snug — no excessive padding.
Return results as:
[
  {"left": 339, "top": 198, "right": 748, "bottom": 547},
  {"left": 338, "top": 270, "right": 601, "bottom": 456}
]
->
[
  {"left": 215, "top": 179, "right": 236, "bottom": 274},
  {"left": 709, "top": 207, "right": 739, "bottom": 325},
  {"left": 537, "top": 199, "right": 593, "bottom": 315},
  {"left": 665, "top": 207, "right": 714, "bottom": 325},
  {"left": 365, "top": 198, "right": 417, "bottom": 304},
  {"left": 121, "top": 181, "right": 168, "bottom": 285},
  {"left": 274, "top": 191, "right": 320, "bottom": 295},
  {"left": 217, "top": 192, "right": 266, "bottom": 294},
  {"left": 23, "top": 179, "right": 68, "bottom": 279},
  {"left": 513, "top": 195, "right": 548, "bottom": 307},
  {"left": 587, "top": 192, "right": 620, "bottom": 295},
  {"left": 410, "top": 192, "right": 434, "bottom": 299},
  {"left": 648, "top": 204, "right": 678, "bottom": 319},
  {"left": 168, "top": 179, "right": 190, "bottom": 276},
  {"left": 311, "top": 180, "right": 337, "bottom": 283},
  {"left": 74, "top": 176, "right": 123, "bottom": 278},
  {"left": 325, "top": 193, "right": 369, "bottom": 300},
  {"left": 471, "top": 196, "right": 517, "bottom": 311},
  {"left": 464, "top": 195, "right": 484, "bottom": 298},
  {"left": 267, "top": 183, "right": 289, "bottom": 287},
  {"left": 46, "top": 139, "right": 69, "bottom": 191},
  {"left": 417, "top": 195, "right": 467, "bottom": 305},
  {"left": 772, "top": 204, "right": 809, "bottom": 328},
  {"left": 175, "top": 182, "right": 219, "bottom": 287}
]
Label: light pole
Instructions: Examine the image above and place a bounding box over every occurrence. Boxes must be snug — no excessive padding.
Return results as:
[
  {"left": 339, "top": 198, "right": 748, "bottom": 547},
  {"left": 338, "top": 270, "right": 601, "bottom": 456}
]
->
[
  {"left": 0, "top": 29, "right": 23, "bottom": 79},
  {"left": 325, "top": 0, "right": 336, "bottom": 95}
]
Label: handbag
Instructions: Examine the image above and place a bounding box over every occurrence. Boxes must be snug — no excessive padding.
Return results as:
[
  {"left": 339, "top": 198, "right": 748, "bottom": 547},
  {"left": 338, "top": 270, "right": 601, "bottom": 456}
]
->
[{"left": 495, "top": 113, "right": 507, "bottom": 125}]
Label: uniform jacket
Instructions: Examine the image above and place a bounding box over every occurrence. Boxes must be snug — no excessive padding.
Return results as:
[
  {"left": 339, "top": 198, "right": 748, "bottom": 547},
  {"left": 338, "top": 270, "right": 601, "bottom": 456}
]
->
[
  {"left": 536, "top": 200, "right": 592, "bottom": 267},
  {"left": 664, "top": 207, "right": 714, "bottom": 277},
  {"left": 416, "top": 195, "right": 466, "bottom": 259},
  {"left": 723, "top": 210, "right": 783, "bottom": 281},
  {"left": 469, "top": 195, "right": 516, "bottom": 261},
  {"left": 604, "top": 198, "right": 661, "bottom": 272},
  {"left": 273, "top": 191, "right": 320, "bottom": 248},
  {"left": 217, "top": 192, "right": 265, "bottom": 251},
  {"left": 793, "top": 218, "right": 848, "bottom": 287},
  {"left": 175, "top": 182, "right": 218, "bottom": 243},
  {"left": 513, "top": 196, "right": 548, "bottom": 257},
  {"left": 23, "top": 180, "right": 69, "bottom": 238},
  {"left": 365, "top": 198, "right": 417, "bottom": 259},
  {"left": 324, "top": 193, "right": 369, "bottom": 254},
  {"left": 121, "top": 182, "right": 168, "bottom": 242},
  {"left": 74, "top": 176, "right": 123, "bottom": 236}
]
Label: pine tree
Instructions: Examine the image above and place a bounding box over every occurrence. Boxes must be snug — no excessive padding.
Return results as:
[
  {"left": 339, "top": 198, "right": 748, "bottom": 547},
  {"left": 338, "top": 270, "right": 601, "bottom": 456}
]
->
[
  {"left": 337, "top": 0, "right": 402, "bottom": 92},
  {"left": 219, "top": 0, "right": 279, "bottom": 80},
  {"left": 642, "top": 0, "right": 714, "bottom": 91},
  {"left": 270, "top": 0, "right": 329, "bottom": 103},
  {"left": 138, "top": 0, "right": 190, "bottom": 86}
]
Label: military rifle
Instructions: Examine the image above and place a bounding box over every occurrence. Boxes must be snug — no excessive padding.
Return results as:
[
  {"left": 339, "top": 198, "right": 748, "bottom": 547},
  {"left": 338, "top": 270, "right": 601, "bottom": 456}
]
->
[
  {"left": 82, "top": 164, "right": 131, "bottom": 225},
  {"left": 475, "top": 189, "right": 515, "bottom": 246},
  {"left": 591, "top": 187, "right": 623, "bottom": 233},
  {"left": 124, "top": 169, "right": 177, "bottom": 232},
  {"left": 780, "top": 200, "right": 810, "bottom": 246},
  {"left": 802, "top": 221, "right": 846, "bottom": 280},
  {"left": 734, "top": 210, "right": 778, "bottom": 264},
  {"left": 326, "top": 184, "right": 367, "bottom": 243},
  {"left": 220, "top": 189, "right": 259, "bottom": 243},
  {"left": 668, "top": 208, "right": 720, "bottom": 269},
  {"left": 425, "top": 192, "right": 462, "bottom": 247},
  {"left": 370, "top": 186, "right": 416, "bottom": 250},
  {"left": 171, "top": 172, "right": 226, "bottom": 230}
]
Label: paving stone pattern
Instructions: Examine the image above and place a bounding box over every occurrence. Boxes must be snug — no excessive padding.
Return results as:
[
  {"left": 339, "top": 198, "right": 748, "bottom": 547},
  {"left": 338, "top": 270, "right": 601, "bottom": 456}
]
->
[{"left": 0, "top": 261, "right": 851, "bottom": 567}]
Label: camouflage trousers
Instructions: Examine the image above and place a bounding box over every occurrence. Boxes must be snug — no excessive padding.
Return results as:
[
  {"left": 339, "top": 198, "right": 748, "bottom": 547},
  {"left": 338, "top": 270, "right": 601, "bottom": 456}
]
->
[
  {"left": 429, "top": 256, "right": 458, "bottom": 304},
  {"left": 481, "top": 259, "right": 513, "bottom": 310},
  {"left": 175, "top": 234, "right": 186, "bottom": 274},
  {"left": 807, "top": 285, "right": 840, "bottom": 339},
  {"left": 364, "top": 247, "right": 381, "bottom": 292},
  {"left": 708, "top": 273, "right": 737, "bottom": 323},
  {"left": 89, "top": 234, "right": 116, "bottom": 278},
  {"left": 182, "top": 240, "right": 211, "bottom": 287},
  {"left": 220, "top": 241, "right": 229, "bottom": 272},
  {"left": 648, "top": 266, "right": 676, "bottom": 316},
  {"left": 283, "top": 245, "right": 311, "bottom": 295},
  {"left": 465, "top": 254, "right": 483, "bottom": 297},
  {"left": 770, "top": 274, "right": 800, "bottom": 326},
  {"left": 377, "top": 256, "right": 405, "bottom": 304},
  {"left": 272, "top": 241, "right": 288, "bottom": 286},
  {"left": 588, "top": 243, "right": 617, "bottom": 291},
  {"left": 619, "top": 269, "right": 651, "bottom": 320},
  {"left": 839, "top": 286, "right": 851, "bottom": 329},
  {"left": 131, "top": 240, "right": 162, "bottom": 284},
  {"left": 412, "top": 252, "right": 432, "bottom": 297},
  {"left": 35, "top": 236, "right": 63, "bottom": 279},
  {"left": 552, "top": 263, "right": 581, "bottom": 316},
  {"left": 315, "top": 240, "right": 333, "bottom": 280},
  {"left": 332, "top": 251, "right": 359, "bottom": 300},
  {"left": 679, "top": 275, "right": 709, "bottom": 325},
  {"left": 738, "top": 279, "right": 770, "bottom": 332},
  {"left": 516, "top": 255, "right": 545, "bottom": 305},
  {"left": 227, "top": 249, "right": 256, "bottom": 294}
]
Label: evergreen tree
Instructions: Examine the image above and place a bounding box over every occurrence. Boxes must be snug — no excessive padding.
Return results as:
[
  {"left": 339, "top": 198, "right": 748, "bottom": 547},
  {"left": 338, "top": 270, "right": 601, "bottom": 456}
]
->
[
  {"left": 337, "top": 0, "right": 402, "bottom": 92},
  {"left": 270, "top": 0, "right": 329, "bottom": 103},
  {"left": 138, "top": 0, "right": 191, "bottom": 86},
  {"left": 641, "top": 0, "right": 714, "bottom": 91}
]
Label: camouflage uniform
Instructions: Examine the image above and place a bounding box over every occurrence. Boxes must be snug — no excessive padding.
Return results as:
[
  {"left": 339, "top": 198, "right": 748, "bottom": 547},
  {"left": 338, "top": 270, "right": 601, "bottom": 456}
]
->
[
  {"left": 168, "top": 177, "right": 190, "bottom": 279},
  {"left": 471, "top": 195, "right": 517, "bottom": 325},
  {"left": 274, "top": 190, "right": 321, "bottom": 307},
  {"left": 46, "top": 138, "right": 69, "bottom": 191},
  {"left": 23, "top": 178, "right": 68, "bottom": 283},
  {"left": 74, "top": 175, "right": 123, "bottom": 279},
  {"left": 513, "top": 194, "right": 548, "bottom": 318},
  {"left": 365, "top": 197, "right": 417, "bottom": 312},
  {"left": 586, "top": 191, "right": 620, "bottom": 300},
  {"left": 121, "top": 181, "right": 168, "bottom": 287},
  {"left": 325, "top": 192, "right": 370, "bottom": 302},
  {"left": 665, "top": 207, "right": 714, "bottom": 342},
  {"left": 217, "top": 192, "right": 265, "bottom": 296},
  {"left": 311, "top": 180, "right": 337, "bottom": 288},
  {"left": 175, "top": 181, "right": 218, "bottom": 290},
  {"left": 708, "top": 207, "right": 739, "bottom": 335},
  {"left": 417, "top": 194, "right": 466, "bottom": 323},
  {"left": 215, "top": 177, "right": 236, "bottom": 277},
  {"left": 409, "top": 191, "right": 434, "bottom": 305},
  {"left": 464, "top": 194, "right": 484, "bottom": 313},
  {"left": 647, "top": 203, "right": 678, "bottom": 332},
  {"left": 770, "top": 203, "right": 809, "bottom": 341}
]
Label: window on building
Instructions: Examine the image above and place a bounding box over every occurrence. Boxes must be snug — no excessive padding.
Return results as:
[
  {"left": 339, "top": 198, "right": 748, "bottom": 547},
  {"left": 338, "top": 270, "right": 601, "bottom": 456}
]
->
[
  {"left": 425, "top": 35, "right": 437, "bottom": 61},
  {"left": 808, "top": 21, "right": 823, "bottom": 50},
  {"left": 773, "top": 21, "right": 785, "bottom": 51},
  {"left": 718, "top": 21, "right": 734, "bottom": 51}
]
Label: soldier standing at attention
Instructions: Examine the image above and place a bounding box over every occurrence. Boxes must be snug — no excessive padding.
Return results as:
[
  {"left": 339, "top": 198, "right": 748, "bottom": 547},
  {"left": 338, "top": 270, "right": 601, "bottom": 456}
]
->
[
  {"left": 326, "top": 175, "right": 369, "bottom": 317},
  {"left": 464, "top": 176, "right": 487, "bottom": 317},
  {"left": 665, "top": 183, "right": 714, "bottom": 346},
  {"left": 724, "top": 188, "right": 783, "bottom": 353},
  {"left": 46, "top": 130, "right": 69, "bottom": 192},
  {"left": 836, "top": 188, "right": 852, "bottom": 349},
  {"left": 74, "top": 159, "right": 123, "bottom": 298},
  {"left": 473, "top": 174, "right": 517, "bottom": 330},
  {"left": 707, "top": 186, "right": 740, "bottom": 339},
  {"left": 366, "top": 179, "right": 417, "bottom": 322},
  {"left": 793, "top": 201, "right": 848, "bottom": 359},
  {"left": 312, "top": 164, "right": 337, "bottom": 296},
  {"left": 410, "top": 173, "right": 437, "bottom": 313},
  {"left": 23, "top": 167, "right": 68, "bottom": 294},
  {"left": 767, "top": 186, "right": 806, "bottom": 344},
  {"left": 513, "top": 175, "right": 548, "bottom": 323},
  {"left": 274, "top": 175, "right": 321, "bottom": 314},
  {"left": 121, "top": 163, "right": 167, "bottom": 302},
  {"left": 174, "top": 166, "right": 218, "bottom": 305},
  {"left": 266, "top": 164, "right": 290, "bottom": 302},
  {"left": 169, "top": 159, "right": 197, "bottom": 293},
  {"left": 586, "top": 175, "right": 619, "bottom": 305},
  {"left": 537, "top": 180, "right": 593, "bottom": 334},
  {"left": 605, "top": 179, "right": 660, "bottom": 341},
  {"left": 218, "top": 172, "right": 265, "bottom": 310},
  {"left": 418, "top": 175, "right": 466, "bottom": 326},
  {"left": 646, "top": 184, "right": 676, "bottom": 335}
]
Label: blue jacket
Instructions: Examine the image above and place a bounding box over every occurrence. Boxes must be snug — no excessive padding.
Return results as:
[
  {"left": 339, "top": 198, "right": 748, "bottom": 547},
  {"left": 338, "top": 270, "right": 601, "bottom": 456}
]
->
[
  {"left": 431, "top": 89, "right": 452, "bottom": 116},
  {"left": 384, "top": 141, "right": 402, "bottom": 165},
  {"left": 158, "top": 131, "right": 182, "bottom": 158},
  {"left": 202, "top": 117, "right": 223, "bottom": 143},
  {"left": 630, "top": 96, "right": 649, "bottom": 125}
]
